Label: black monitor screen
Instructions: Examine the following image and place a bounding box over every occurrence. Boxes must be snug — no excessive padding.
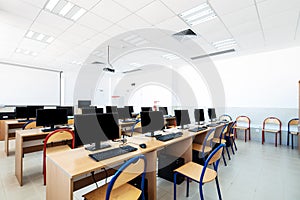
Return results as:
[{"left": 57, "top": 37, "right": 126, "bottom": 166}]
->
[
  {"left": 0, "top": 112, "right": 16, "bottom": 119},
  {"left": 194, "top": 109, "right": 205, "bottom": 123},
  {"left": 106, "top": 106, "right": 117, "bottom": 113},
  {"left": 208, "top": 108, "right": 217, "bottom": 120},
  {"left": 125, "top": 106, "right": 134, "bottom": 117},
  {"left": 159, "top": 107, "right": 168, "bottom": 115},
  {"left": 78, "top": 100, "right": 91, "bottom": 108},
  {"left": 57, "top": 106, "right": 74, "bottom": 116},
  {"left": 36, "top": 109, "right": 68, "bottom": 128},
  {"left": 82, "top": 107, "right": 103, "bottom": 114},
  {"left": 141, "top": 111, "right": 164, "bottom": 135},
  {"left": 74, "top": 113, "right": 119, "bottom": 148},
  {"left": 27, "top": 106, "right": 44, "bottom": 118},
  {"left": 15, "top": 107, "right": 28, "bottom": 119},
  {"left": 141, "top": 107, "right": 152, "bottom": 112},
  {"left": 174, "top": 110, "right": 191, "bottom": 127},
  {"left": 117, "top": 107, "right": 131, "bottom": 119}
]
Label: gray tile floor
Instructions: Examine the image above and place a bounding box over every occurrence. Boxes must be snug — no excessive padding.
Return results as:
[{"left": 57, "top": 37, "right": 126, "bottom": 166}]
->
[{"left": 0, "top": 140, "right": 299, "bottom": 200}]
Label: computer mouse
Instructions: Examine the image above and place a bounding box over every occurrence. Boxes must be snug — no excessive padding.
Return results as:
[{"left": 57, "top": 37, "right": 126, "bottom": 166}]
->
[{"left": 139, "top": 143, "right": 147, "bottom": 149}]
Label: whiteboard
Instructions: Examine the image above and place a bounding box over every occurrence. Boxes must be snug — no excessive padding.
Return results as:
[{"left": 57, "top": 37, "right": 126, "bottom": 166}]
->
[{"left": 0, "top": 63, "right": 61, "bottom": 105}]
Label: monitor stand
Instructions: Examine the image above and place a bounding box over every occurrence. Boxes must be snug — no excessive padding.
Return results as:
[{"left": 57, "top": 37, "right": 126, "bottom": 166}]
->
[
  {"left": 145, "top": 131, "right": 162, "bottom": 137},
  {"left": 85, "top": 141, "right": 111, "bottom": 151}
]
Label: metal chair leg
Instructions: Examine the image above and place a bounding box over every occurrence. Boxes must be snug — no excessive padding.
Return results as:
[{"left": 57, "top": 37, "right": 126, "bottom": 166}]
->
[
  {"left": 215, "top": 176, "right": 222, "bottom": 200},
  {"left": 186, "top": 177, "right": 190, "bottom": 197},
  {"left": 292, "top": 135, "right": 294, "bottom": 149},
  {"left": 287, "top": 132, "right": 290, "bottom": 146},
  {"left": 199, "top": 184, "right": 204, "bottom": 200},
  {"left": 226, "top": 145, "right": 231, "bottom": 160},
  {"left": 174, "top": 173, "right": 177, "bottom": 200},
  {"left": 222, "top": 151, "right": 227, "bottom": 166}
]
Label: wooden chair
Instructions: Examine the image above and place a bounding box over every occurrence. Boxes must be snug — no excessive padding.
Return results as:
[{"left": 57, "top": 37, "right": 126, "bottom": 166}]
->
[
  {"left": 22, "top": 120, "right": 41, "bottom": 130},
  {"left": 174, "top": 143, "right": 225, "bottom": 200},
  {"left": 43, "top": 129, "right": 75, "bottom": 185},
  {"left": 83, "top": 155, "right": 147, "bottom": 200},
  {"left": 233, "top": 116, "right": 251, "bottom": 142},
  {"left": 262, "top": 117, "right": 282, "bottom": 147},
  {"left": 218, "top": 114, "right": 232, "bottom": 122},
  {"left": 212, "top": 124, "right": 229, "bottom": 166},
  {"left": 192, "top": 128, "right": 215, "bottom": 164},
  {"left": 287, "top": 118, "right": 299, "bottom": 149}
]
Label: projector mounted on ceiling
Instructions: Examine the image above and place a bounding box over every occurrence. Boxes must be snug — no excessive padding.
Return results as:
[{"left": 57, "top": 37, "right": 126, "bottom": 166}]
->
[{"left": 92, "top": 45, "right": 115, "bottom": 73}]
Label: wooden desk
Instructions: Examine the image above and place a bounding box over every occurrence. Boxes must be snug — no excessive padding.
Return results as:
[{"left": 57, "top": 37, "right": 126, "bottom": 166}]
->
[
  {"left": 46, "top": 129, "right": 211, "bottom": 200},
  {"left": 15, "top": 128, "right": 49, "bottom": 186},
  {"left": 0, "top": 120, "right": 26, "bottom": 156}
]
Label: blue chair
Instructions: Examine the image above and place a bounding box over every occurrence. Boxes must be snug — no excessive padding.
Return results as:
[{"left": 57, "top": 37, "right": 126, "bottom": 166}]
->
[
  {"left": 212, "top": 124, "right": 229, "bottom": 166},
  {"left": 218, "top": 114, "right": 232, "bottom": 121},
  {"left": 174, "top": 143, "right": 225, "bottom": 200},
  {"left": 83, "top": 155, "right": 147, "bottom": 200},
  {"left": 287, "top": 118, "right": 299, "bottom": 149},
  {"left": 22, "top": 120, "right": 39, "bottom": 130}
]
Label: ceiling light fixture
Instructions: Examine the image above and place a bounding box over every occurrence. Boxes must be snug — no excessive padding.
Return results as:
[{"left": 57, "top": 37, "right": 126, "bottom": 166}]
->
[
  {"left": 212, "top": 38, "right": 237, "bottom": 50},
  {"left": 15, "top": 48, "right": 38, "bottom": 56},
  {"left": 44, "top": 0, "right": 86, "bottom": 21},
  {"left": 179, "top": 3, "right": 217, "bottom": 26}
]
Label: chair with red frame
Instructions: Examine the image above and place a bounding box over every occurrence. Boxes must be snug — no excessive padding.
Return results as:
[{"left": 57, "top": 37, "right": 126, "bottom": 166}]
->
[
  {"left": 262, "top": 117, "right": 282, "bottom": 147},
  {"left": 233, "top": 116, "right": 251, "bottom": 142},
  {"left": 43, "top": 129, "right": 75, "bottom": 185}
]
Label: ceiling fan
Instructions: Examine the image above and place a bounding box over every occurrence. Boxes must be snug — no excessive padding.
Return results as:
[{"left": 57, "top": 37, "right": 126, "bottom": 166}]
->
[{"left": 92, "top": 45, "right": 115, "bottom": 73}]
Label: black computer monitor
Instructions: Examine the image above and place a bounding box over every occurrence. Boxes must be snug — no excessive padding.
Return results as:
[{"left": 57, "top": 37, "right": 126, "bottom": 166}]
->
[
  {"left": 141, "top": 107, "right": 152, "bottom": 112},
  {"left": 0, "top": 112, "right": 16, "bottom": 119},
  {"left": 78, "top": 100, "right": 91, "bottom": 108},
  {"left": 194, "top": 109, "right": 205, "bottom": 125},
  {"left": 140, "top": 111, "right": 164, "bottom": 137},
  {"left": 15, "top": 107, "right": 28, "bottom": 119},
  {"left": 27, "top": 106, "right": 44, "bottom": 119},
  {"left": 174, "top": 110, "right": 191, "bottom": 129},
  {"left": 125, "top": 106, "right": 134, "bottom": 117},
  {"left": 106, "top": 106, "right": 117, "bottom": 113},
  {"left": 208, "top": 108, "right": 217, "bottom": 121},
  {"left": 57, "top": 106, "right": 74, "bottom": 116},
  {"left": 117, "top": 107, "right": 131, "bottom": 120},
  {"left": 82, "top": 107, "right": 103, "bottom": 114},
  {"left": 36, "top": 109, "right": 68, "bottom": 132},
  {"left": 159, "top": 107, "right": 168, "bottom": 115},
  {"left": 74, "top": 113, "right": 120, "bottom": 150}
]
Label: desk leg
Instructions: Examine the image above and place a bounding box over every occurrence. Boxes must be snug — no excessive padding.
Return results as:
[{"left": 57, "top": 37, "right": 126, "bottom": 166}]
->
[
  {"left": 145, "top": 150, "right": 157, "bottom": 200},
  {"left": 15, "top": 132, "right": 23, "bottom": 186},
  {"left": 4, "top": 124, "right": 9, "bottom": 156},
  {"left": 46, "top": 157, "right": 73, "bottom": 200}
]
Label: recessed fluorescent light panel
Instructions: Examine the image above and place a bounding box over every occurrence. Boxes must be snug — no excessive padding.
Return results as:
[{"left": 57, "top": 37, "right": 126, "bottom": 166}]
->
[
  {"left": 44, "top": 0, "right": 86, "bottom": 21},
  {"left": 212, "top": 38, "right": 237, "bottom": 50},
  {"left": 25, "top": 30, "right": 55, "bottom": 44},
  {"left": 122, "top": 35, "right": 149, "bottom": 46},
  {"left": 15, "top": 48, "right": 38, "bottom": 56},
  {"left": 179, "top": 3, "right": 217, "bottom": 26},
  {"left": 162, "top": 53, "right": 180, "bottom": 60}
]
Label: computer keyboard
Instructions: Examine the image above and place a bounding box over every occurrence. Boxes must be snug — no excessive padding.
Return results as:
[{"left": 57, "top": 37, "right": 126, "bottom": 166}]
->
[
  {"left": 155, "top": 132, "right": 183, "bottom": 142},
  {"left": 88, "top": 145, "right": 138, "bottom": 162},
  {"left": 188, "top": 127, "right": 207, "bottom": 132}
]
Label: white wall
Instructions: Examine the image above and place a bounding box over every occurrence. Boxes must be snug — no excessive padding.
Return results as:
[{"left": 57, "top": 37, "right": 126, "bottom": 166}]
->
[{"left": 214, "top": 46, "right": 300, "bottom": 145}]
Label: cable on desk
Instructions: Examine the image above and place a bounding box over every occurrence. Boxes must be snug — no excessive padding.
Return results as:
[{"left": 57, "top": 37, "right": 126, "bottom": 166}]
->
[
  {"left": 102, "top": 167, "right": 108, "bottom": 184},
  {"left": 90, "top": 171, "right": 98, "bottom": 188}
]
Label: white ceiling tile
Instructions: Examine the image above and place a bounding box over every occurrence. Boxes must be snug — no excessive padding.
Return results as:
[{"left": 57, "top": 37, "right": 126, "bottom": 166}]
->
[
  {"left": 229, "top": 20, "right": 261, "bottom": 37},
  {"left": 0, "top": 0, "right": 41, "bottom": 21},
  {"left": 264, "top": 25, "right": 297, "bottom": 46},
  {"left": 193, "top": 37, "right": 216, "bottom": 53},
  {"left": 77, "top": 12, "right": 113, "bottom": 32},
  {"left": 65, "top": 23, "right": 98, "bottom": 39},
  {"left": 102, "top": 25, "right": 127, "bottom": 39},
  {"left": 0, "top": 22, "right": 26, "bottom": 46},
  {"left": 0, "top": 11, "right": 32, "bottom": 30},
  {"left": 155, "top": 16, "right": 190, "bottom": 32},
  {"left": 235, "top": 31, "right": 265, "bottom": 50},
  {"left": 221, "top": 6, "right": 259, "bottom": 28},
  {"left": 44, "top": 40, "right": 77, "bottom": 56},
  {"left": 91, "top": 0, "right": 131, "bottom": 23},
  {"left": 81, "top": 33, "right": 110, "bottom": 49},
  {"left": 69, "top": 0, "right": 100, "bottom": 10},
  {"left": 209, "top": 0, "right": 254, "bottom": 16},
  {"left": 0, "top": 45, "right": 16, "bottom": 59},
  {"left": 35, "top": 10, "right": 73, "bottom": 32},
  {"left": 160, "top": 0, "right": 206, "bottom": 14},
  {"left": 192, "top": 18, "right": 231, "bottom": 42},
  {"left": 257, "top": 0, "right": 300, "bottom": 19},
  {"left": 18, "top": 38, "right": 48, "bottom": 52},
  {"left": 20, "top": 0, "right": 48, "bottom": 9},
  {"left": 113, "top": 0, "right": 154, "bottom": 12},
  {"left": 136, "top": 0, "right": 175, "bottom": 25},
  {"left": 117, "top": 14, "right": 152, "bottom": 30},
  {"left": 30, "top": 22, "right": 64, "bottom": 37}
]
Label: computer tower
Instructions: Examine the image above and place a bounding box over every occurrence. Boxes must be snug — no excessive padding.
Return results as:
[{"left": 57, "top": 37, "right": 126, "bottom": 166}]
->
[
  {"left": 129, "top": 176, "right": 148, "bottom": 200},
  {"left": 158, "top": 154, "right": 185, "bottom": 184}
]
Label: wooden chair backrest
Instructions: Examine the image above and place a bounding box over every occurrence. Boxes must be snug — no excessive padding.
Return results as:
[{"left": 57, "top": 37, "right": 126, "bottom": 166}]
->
[
  {"left": 236, "top": 116, "right": 250, "bottom": 127},
  {"left": 45, "top": 129, "right": 74, "bottom": 145},
  {"left": 23, "top": 121, "right": 40, "bottom": 130},
  {"left": 288, "top": 118, "right": 299, "bottom": 126},
  {"left": 112, "top": 156, "right": 146, "bottom": 190},
  {"left": 208, "top": 145, "right": 224, "bottom": 165},
  {"left": 68, "top": 118, "right": 74, "bottom": 125},
  {"left": 219, "top": 114, "right": 232, "bottom": 121},
  {"left": 263, "top": 117, "right": 281, "bottom": 131}
]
